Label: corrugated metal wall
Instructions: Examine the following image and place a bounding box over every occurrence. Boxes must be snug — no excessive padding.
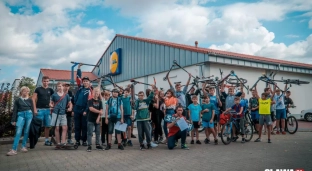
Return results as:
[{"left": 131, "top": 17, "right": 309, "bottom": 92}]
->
[{"left": 93, "top": 36, "right": 209, "bottom": 84}]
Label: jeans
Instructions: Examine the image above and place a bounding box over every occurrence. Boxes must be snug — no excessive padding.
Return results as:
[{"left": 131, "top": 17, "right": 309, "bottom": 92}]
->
[
  {"left": 12, "top": 110, "right": 33, "bottom": 150},
  {"left": 67, "top": 115, "right": 72, "bottom": 139},
  {"left": 87, "top": 122, "right": 100, "bottom": 145},
  {"left": 163, "top": 109, "right": 175, "bottom": 137},
  {"left": 153, "top": 113, "right": 163, "bottom": 141},
  {"left": 74, "top": 106, "right": 87, "bottom": 142},
  {"left": 137, "top": 121, "right": 151, "bottom": 144},
  {"left": 101, "top": 118, "right": 108, "bottom": 144},
  {"left": 168, "top": 129, "right": 187, "bottom": 150}
]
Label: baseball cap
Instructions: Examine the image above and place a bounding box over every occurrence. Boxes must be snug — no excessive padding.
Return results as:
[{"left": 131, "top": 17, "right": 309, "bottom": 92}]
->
[
  {"left": 63, "top": 82, "right": 70, "bottom": 86},
  {"left": 82, "top": 77, "right": 90, "bottom": 81},
  {"left": 111, "top": 89, "right": 119, "bottom": 92}
]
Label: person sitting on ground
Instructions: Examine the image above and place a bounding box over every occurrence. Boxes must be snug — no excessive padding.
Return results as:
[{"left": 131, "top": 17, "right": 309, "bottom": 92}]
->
[
  {"left": 167, "top": 106, "right": 190, "bottom": 150},
  {"left": 7, "top": 86, "right": 34, "bottom": 156}
]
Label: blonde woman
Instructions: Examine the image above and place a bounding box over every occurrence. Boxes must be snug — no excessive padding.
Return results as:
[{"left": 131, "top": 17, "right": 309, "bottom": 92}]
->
[{"left": 7, "top": 86, "right": 34, "bottom": 156}]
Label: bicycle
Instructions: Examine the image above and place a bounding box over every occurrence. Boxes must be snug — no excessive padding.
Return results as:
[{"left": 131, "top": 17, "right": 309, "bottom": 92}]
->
[
  {"left": 220, "top": 112, "right": 254, "bottom": 145},
  {"left": 274, "top": 106, "right": 298, "bottom": 134}
]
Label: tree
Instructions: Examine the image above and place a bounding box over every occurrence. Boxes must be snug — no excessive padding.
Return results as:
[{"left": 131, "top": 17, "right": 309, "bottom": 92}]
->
[{"left": 19, "top": 76, "right": 36, "bottom": 95}]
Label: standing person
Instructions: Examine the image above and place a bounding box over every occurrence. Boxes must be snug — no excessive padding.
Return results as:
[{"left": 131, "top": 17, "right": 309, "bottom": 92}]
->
[
  {"left": 254, "top": 84, "right": 276, "bottom": 143},
  {"left": 264, "top": 86, "right": 275, "bottom": 134},
  {"left": 149, "top": 93, "right": 163, "bottom": 144},
  {"left": 50, "top": 82, "right": 72, "bottom": 147},
  {"left": 101, "top": 91, "right": 110, "bottom": 146},
  {"left": 74, "top": 63, "right": 93, "bottom": 146},
  {"left": 87, "top": 88, "right": 104, "bottom": 152},
  {"left": 201, "top": 95, "right": 218, "bottom": 145},
  {"left": 188, "top": 95, "right": 202, "bottom": 144},
  {"left": 32, "top": 76, "right": 54, "bottom": 146},
  {"left": 163, "top": 89, "right": 178, "bottom": 143},
  {"left": 167, "top": 106, "right": 190, "bottom": 150},
  {"left": 249, "top": 90, "right": 260, "bottom": 134},
  {"left": 240, "top": 92, "right": 249, "bottom": 115},
  {"left": 274, "top": 86, "right": 288, "bottom": 135},
  {"left": 284, "top": 91, "right": 294, "bottom": 114},
  {"left": 7, "top": 86, "right": 34, "bottom": 156},
  {"left": 105, "top": 89, "right": 124, "bottom": 150},
  {"left": 166, "top": 73, "right": 192, "bottom": 117},
  {"left": 134, "top": 85, "right": 155, "bottom": 150},
  {"left": 63, "top": 83, "right": 74, "bottom": 144},
  {"left": 121, "top": 88, "right": 134, "bottom": 147}
]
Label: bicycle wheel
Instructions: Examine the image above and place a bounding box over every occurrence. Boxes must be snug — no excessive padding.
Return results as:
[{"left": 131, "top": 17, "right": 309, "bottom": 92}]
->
[
  {"left": 198, "top": 124, "right": 205, "bottom": 133},
  {"left": 243, "top": 122, "right": 253, "bottom": 142},
  {"left": 221, "top": 122, "right": 233, "bottom": 145},
  {"left": 286, "top": 116, "right": 298, "bottom": 134}
]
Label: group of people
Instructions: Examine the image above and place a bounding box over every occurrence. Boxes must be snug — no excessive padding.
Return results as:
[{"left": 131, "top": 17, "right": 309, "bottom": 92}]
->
[{"left": 7, "top": 64, "right": 295, "bottom": 156}]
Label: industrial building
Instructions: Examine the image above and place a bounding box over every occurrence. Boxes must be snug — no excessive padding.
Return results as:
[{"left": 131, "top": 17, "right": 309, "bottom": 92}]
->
[{"left": 91, "top": 34, "right": 312, "bottom": 115}]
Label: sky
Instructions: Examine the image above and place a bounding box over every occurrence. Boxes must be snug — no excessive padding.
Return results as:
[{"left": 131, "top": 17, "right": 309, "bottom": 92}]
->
[{"left": 0, "top": 0, "right": 311, "bottom": 86}]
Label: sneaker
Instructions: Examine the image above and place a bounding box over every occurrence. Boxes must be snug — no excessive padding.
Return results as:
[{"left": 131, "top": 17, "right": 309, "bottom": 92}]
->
[
  {"left": 151, "top": 142, "right": 158, "bottom": 147},
  {"left": 276, "top": 131, "right": 280, "bottom": 134},
  {"left": 143, "top": 140, "right": 147, "bottom": 145},
  {"left": 118, "top": 145, "right": 124, "bottom": 150},
  {"left": 204, "top": 138, "right": 210, "bottom": 144},
  {"left": 147, "top": 143, "right": 152, "bottom": 149},
  {"left": 241, "top": 138, "right": 246, "bottom": 143},
  {"left": 232, "top": 137, "right": 238, "bottom": 142},
  {"left": 227, "top": 137, "right": 231, "bottom": 142},
  {"left": 268, "top": 139, "right": 272, "bottom": 143},
  {"left": 87, "top": 146, "right": 92, "bottom": 152},
  {"left": 21, "top": 147, "right": 28, "bottom": 153},
  {"left": 67, "top": 139, "right": 73, "bottom": 144},
  {"left": 96, "top": 145, "right": 104, "bottom": 150},
  {"left": 214, "top": 139, "right": 218, "bottom": 145},
  {"left": 122, "top": 139, "right": 127, "bottom": 147},
  {"left": 254, "top": 138, "right": 261, "bottom": 142},
  {"left": 196, "top": 140, "right": 201, "bottom": 144},
  {"left": 76, "top": 141, "right": 81, "bottom": 146},
  {"left": 101, "top": 143, "right": 106, "bottom": 146},
  {"left": 82, "top": 142, "right": 87, "bottom": 146},
  {"left": 114, "top": 139, "right": 118, "bottom": 144},
  {"left": 282, "top": 131, "right": 286, "bottom": 135},
  {"left": 140, "top": 144, "right": 146, "bottom": 150},
  {"left": 158, "top": 137, "right": 163, "bottom": 142},
  {"left": 44, "top": 140, "right": 51, "bottom": 146},
  {"left": 154, "top": 141, "right": 159, "bottom": 144},
  {"left": 218, "top": 133, "right": 221, "bottom": 137},
  {"left": 127, "top": 140, "right": 133, "bottom": 147},
  {"left": 6, "top": 149, "right": 17, "bottom": 156},
  {"left": 105, "top": 144, "right": 111, "bottom": 150},
  {"left": 190, "top": 140, "right": 194, "bottom": 144},
  {"left": 131, "top": 134, "right": 136, "bottom": 138},
  {"left": 181, "top": 144, "right": 189, "bottom": 150}
]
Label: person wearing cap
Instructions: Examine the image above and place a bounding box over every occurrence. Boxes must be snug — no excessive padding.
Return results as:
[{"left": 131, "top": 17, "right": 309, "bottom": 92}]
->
[
  {"left": 63, "top": 82, "right": 75, "bottom": 144},
  {"left": 74, "top": 63, "right": 93, "bottom": 146}
]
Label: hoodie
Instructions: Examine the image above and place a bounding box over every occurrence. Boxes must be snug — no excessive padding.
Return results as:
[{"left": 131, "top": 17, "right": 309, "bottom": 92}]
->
[
  {"left": 134, "top": 91, "right": 154, "bottom": 121},
  {"left": 74, "top": 68, "right": 93, "bottom": 113}
]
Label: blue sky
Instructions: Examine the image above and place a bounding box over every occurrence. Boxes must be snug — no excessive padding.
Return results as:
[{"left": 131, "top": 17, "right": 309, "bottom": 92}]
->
[{"left": 0, "top": 0, "right": 311, "bottom": 87}]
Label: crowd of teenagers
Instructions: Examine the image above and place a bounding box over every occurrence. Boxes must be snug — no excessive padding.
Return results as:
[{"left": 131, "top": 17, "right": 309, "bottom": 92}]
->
[{"left": 7, "top": 64, "right": 295, "bottom": 156}]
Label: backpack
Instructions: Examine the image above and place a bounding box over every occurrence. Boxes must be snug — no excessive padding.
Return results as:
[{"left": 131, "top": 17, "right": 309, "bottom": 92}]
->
[
  {"left": 219, "top": 113, "right": 230, "bottom": 125},
  {"left": 107, "top": 97, "right": 122, "bottom": 122}
]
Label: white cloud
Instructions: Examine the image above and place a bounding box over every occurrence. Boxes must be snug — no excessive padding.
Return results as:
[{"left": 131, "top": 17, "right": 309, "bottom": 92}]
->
[
  {"left": 286, "top": 35, "right": 300, "bottom": 38},
  {"left": 104, "top": 0, "right": 312, "bottom": 64},
  {"left": 96, "top": 20, "right": 105, "bottom": 25},
  {"left": 0, "top": 1, "right": 115, "bottom": 84}
]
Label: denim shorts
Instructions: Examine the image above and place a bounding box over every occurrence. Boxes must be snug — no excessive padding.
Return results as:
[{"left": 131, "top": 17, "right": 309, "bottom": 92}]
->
[
  {"left": 108, "top": 118, "right": 121, "bottom": 134},
  {"left": 202, "top": 121, "right": 214, "bottom": 128},
  {"left": 124, "top": 116, "right": 132, "bottom": 127},
  {"left": 251, "top": 110, "right": 259, "bottom": 120},
  {"left": 36, "top": 108, "right": 51, "bottom": 127},
  {"left": 259, "top": 114, "right": 272, "bottom": 125},
  {"left": 275, "top": 109, "right": 286, "bottom": 120}
]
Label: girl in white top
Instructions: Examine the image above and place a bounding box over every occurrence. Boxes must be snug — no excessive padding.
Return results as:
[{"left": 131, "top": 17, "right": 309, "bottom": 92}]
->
[{"left": 101, "top": 91, "right": 111, "bottom": 146}]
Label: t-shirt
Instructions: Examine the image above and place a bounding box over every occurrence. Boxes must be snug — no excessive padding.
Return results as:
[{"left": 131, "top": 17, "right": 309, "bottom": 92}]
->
[
  {"left": 106, "top": 97, "right": 123, "bottom": 118},
  {"left": 208, "top": 95, "right": 219, "bottom": 115},
  {"left": 240, "top": 98, "right": 248, "bottom": 113},
  {"left": 35, "top": 87, "right": 54, "bottom": 108},
  {"left": 122, "top": 95, "right": 132, "bottom": 116},
  {"left": 284, "top": 97, "right": 293, "bottom": 107},
  {"left": 171, "top": 85, "right": 188, "bottom": 108},
  {"left": 274, "top": 94, "right": 285, "bottom": 110},
  {"left": 164, "top": 97, "right": 178, "bottom": 110},
  {"left": 222, "top": 92, "right": 242, "bottom": 111},
  {"left": 267, "top": 95, "right": 275, "bottom": 112},
  {"left": 188, "top": 103, "right": 202, "bottom": 121},
  {"left": 201, "top": 103, "right": 214, "bottom": 122},
  {"left": 51, "top": 93, "right": 70, "bottom": 115},
  {"left": 231, "top": 104, "right": 243, "bottom": 118},
  {"left": 168, "top": 115, "right": 186, "bottom": 137},
  {"left": 259, "top": 98, "right": 271, "bottom": 115},
  {"left": 88, "top": 99, "right": 103, "bottom": 122},
  {"left": 249, "top": 97, "right": 259, "bottom": 111}
]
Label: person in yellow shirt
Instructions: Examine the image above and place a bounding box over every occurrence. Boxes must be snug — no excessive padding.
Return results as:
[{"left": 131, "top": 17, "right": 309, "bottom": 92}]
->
[{"left": 253, "top": 84, "right": 276, "bottom": 143}]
